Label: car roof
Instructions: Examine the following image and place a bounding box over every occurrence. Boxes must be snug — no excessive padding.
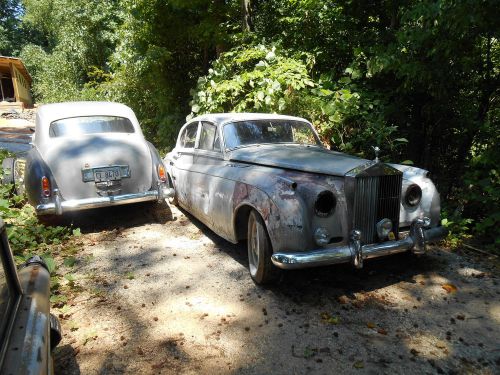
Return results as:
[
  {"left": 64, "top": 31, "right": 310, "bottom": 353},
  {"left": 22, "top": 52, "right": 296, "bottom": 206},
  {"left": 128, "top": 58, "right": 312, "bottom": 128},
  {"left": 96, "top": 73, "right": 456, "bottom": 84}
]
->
[
  {"left": 190, "top": 113, "right": 311, "bottom": 126},
  {"left": 37, "top": 101, "right": 137, "bottom": 126}
]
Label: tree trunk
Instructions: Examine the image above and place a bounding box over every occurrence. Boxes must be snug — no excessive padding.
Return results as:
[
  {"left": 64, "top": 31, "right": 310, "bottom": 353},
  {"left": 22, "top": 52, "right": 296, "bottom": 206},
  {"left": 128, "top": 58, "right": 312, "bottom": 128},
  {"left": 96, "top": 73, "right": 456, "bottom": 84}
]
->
[
  {"left": 241, "top": 0, "right": 253, "bottom": 32},
  {"left": 214, "top": 0, "right": 225, "bottom": 57}
]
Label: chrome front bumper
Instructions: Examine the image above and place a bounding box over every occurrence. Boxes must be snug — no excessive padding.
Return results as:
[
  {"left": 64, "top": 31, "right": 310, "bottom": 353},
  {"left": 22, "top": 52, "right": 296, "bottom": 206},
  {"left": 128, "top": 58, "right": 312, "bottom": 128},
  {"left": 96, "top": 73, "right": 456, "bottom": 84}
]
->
[
  {"left": 36, "top": 185, "right": 174, "bottom": 215},
  {"left": 271, "top": 218, "right": 448, "bottom": 270}
]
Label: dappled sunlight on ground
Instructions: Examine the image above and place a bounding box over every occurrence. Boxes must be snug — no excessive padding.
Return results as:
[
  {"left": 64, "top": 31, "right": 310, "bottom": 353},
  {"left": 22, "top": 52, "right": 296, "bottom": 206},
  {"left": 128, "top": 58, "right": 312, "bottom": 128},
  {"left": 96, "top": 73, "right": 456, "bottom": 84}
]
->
[{"left": 53, "top": 204, "right": 500, "bottom": 374}]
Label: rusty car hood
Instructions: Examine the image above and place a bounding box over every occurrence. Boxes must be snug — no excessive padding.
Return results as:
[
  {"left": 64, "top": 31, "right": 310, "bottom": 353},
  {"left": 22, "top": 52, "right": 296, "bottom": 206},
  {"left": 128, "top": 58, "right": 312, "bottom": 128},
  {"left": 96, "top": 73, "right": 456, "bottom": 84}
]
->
[{"left": 228, "top": 144, "right": 368, "bottom": 176}]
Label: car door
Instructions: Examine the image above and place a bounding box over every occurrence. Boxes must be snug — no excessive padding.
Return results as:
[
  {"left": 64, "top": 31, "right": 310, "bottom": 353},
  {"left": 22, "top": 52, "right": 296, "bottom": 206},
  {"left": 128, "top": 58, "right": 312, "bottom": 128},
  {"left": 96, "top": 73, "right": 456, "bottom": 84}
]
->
[
  {"left": 170, "top": 121, "right": 199, "bottom": 210},
  {"left": 189, "top": 121, "right": 226, "bottom": 226}
]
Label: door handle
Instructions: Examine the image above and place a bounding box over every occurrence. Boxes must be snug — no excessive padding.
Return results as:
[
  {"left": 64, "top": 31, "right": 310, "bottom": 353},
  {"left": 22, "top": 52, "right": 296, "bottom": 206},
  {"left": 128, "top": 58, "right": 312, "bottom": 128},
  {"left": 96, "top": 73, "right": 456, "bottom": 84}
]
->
[{"left": 169, "top": 161, "right": 174, "bottom": 166}]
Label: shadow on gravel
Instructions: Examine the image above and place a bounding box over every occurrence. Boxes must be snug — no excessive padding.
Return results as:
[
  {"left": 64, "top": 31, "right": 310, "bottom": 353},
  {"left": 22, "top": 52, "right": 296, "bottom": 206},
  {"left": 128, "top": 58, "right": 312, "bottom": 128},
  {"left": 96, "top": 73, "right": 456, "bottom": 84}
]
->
[
  {"left": 45, "top": 201, "right": 173, "bottom": 234},
  {"left": 54, "top": 202, "right": 499, "bottom": 374},
  {"left": 165, "top": 206, "right": 500, "bottom": 374},
  {"left": 55, "top": 344, "right": 81, "bottom": 374},
  {"left": 177, "top": 205, "right": 438, "bottom": 296},
  {"left": 176, "top": 206, "right": 248, "bottom": 267}
]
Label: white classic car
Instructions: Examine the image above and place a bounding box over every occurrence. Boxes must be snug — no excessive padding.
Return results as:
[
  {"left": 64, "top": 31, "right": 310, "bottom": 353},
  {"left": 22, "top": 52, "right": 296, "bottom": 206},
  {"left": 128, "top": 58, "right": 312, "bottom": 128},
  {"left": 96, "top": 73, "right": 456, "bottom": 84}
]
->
[
  {"left": 165, "top": 113, "right": 447, "bottom": 284},
  {"left": 20, "top": 102, "right": 172, "bottom": 217}
]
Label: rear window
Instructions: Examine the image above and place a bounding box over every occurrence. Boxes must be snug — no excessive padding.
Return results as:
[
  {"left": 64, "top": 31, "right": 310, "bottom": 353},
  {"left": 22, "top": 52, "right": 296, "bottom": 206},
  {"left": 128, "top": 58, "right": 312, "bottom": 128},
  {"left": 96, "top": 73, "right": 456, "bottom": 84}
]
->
[{"left": 49, "top": 116, "right": 135, "bottom": 137}]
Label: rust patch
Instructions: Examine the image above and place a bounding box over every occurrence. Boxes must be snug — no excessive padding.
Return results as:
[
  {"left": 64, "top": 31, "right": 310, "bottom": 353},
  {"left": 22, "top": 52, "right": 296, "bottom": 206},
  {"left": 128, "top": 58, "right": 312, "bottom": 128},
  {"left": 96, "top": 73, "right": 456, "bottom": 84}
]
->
[{"left": 233, "top": 183, "right": 248, "bottom": 203}]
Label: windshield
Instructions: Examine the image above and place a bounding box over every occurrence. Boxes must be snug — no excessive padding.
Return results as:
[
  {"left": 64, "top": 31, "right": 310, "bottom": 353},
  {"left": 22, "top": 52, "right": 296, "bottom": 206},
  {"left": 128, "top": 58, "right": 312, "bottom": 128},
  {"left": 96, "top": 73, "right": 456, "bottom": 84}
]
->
[
  {"left": 223, "top": 119, "right": 320, "bottom": 150},
  {"left": 49, "top": 116, "right": 135, "bottom": 137}
]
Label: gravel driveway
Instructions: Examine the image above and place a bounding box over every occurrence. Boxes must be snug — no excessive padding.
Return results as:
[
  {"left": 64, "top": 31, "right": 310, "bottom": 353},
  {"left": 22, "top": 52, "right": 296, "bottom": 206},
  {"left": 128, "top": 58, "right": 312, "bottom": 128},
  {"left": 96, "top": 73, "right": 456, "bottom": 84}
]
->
[{"left": 52, "top": 203, "right": 499, "bottom": 375}]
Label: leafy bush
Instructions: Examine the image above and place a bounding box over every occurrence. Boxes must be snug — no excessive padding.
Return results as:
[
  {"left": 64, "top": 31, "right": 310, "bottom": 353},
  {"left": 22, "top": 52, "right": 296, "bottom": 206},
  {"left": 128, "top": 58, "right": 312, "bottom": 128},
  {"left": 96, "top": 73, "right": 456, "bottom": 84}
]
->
[
  {"left": 0, "top": 150, "right": 76, "bottom": 263},
  {"left": 189, "top": 44, "right": 405, "bottom": 159}
]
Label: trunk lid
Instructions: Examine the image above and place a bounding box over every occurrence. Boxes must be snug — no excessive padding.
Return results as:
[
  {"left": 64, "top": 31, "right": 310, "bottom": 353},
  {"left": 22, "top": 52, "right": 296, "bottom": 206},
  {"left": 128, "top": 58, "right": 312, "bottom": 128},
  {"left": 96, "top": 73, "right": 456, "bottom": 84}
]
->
[{"left": 40, "top": 134, "right": 153, "bottom": 200}]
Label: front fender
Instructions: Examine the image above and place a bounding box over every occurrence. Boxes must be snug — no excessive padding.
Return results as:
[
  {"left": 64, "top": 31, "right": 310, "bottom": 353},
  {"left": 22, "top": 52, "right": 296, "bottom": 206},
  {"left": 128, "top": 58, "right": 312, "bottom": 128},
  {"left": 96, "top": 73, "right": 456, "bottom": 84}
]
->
[
  {"left": 391, "top": 164, "right": 442, "bottom": 227},
  {"left": 231, "top": 182, "right": 296, "bottom": 252},
  {"left": 232, "top": 174, "right": 340, "bottom": 253}
]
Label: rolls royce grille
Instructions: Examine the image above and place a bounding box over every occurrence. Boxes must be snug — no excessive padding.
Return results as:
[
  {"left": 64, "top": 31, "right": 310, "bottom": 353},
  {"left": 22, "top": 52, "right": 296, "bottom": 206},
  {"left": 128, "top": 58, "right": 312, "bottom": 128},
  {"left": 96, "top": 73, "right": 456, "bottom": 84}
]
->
[{"left": 353, "top": 174, "right": 402, "bottom": 243}]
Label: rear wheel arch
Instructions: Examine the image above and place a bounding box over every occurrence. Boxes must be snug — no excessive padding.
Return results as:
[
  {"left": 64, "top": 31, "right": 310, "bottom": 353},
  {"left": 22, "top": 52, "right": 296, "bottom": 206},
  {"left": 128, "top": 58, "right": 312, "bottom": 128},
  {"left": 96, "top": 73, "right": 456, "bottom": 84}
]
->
[{"left": 234, "top": 204, "right": 253, "bottom": 241}]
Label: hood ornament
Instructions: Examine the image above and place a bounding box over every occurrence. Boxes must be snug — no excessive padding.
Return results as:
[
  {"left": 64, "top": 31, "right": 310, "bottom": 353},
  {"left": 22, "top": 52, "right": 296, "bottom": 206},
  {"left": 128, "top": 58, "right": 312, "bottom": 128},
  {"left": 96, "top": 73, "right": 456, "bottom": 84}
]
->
[{"left": 372, "top": 146, "right": 380, "bottom": 162}]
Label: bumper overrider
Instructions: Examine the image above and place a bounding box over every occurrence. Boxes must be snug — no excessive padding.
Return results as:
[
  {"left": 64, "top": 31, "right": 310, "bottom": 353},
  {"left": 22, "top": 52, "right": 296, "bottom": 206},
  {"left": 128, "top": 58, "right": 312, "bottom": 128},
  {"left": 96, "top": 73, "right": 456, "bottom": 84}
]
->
[
  {"left": 36, "top": 183, "right": 174, "bottom": 215},
  {"left": 271, "top": 218, "right": 448, "bottom": 270}
]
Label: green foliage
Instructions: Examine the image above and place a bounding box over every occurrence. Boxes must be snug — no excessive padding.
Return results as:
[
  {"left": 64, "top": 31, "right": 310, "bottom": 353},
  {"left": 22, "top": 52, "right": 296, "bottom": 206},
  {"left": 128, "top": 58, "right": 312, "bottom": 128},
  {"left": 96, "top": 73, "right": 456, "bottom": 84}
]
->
[
  {"left": 441, "top": 214, "right": 473, "bottom": 249},
  {"left": 461, "top": 117, "right": 500, "bottom": 250},
  {"left": 190, "top": 44, "right": 402, "bottom": 157},
  {"left": 0, "top": 0, "right": 23, "bottom": 55},
  {"left": 20, "top": 0, "right": 120, "bottom": 102},
  {"left": 0, "top": 151, "right": 75, "bottom": 259}
]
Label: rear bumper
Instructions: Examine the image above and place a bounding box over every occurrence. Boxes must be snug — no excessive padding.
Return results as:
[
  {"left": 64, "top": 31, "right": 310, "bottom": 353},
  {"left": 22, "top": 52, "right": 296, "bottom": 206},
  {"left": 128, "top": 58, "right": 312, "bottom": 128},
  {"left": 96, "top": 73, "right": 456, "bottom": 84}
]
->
[
  {"left": 271, "top": 218, "right": 448, "bottom": 270},
  {"left": 36, "top": 185, "right": 174, "bottom": 215}
]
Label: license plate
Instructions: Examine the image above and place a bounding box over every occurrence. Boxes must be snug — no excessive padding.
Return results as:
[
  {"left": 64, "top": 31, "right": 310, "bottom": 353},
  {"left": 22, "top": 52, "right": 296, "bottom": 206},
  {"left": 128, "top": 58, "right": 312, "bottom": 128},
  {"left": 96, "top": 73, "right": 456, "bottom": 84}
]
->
[{"left": 94, "top": 167, "right": 121, "bottom": 182}]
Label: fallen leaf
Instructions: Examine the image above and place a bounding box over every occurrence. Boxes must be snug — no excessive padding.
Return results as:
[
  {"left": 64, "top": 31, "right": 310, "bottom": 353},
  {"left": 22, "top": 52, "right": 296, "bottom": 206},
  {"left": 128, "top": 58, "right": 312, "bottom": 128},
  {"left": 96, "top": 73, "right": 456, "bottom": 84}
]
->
[
  {"left": 435, "top": 340, "right": 447, "bottom": 349},
  {"left": 353, "top": 361, "right": 364, "bottom": 369},
  {"left": 442, "top": 283, "right": 457, "bottom": 293},
  {"left": 321, "top": 312, "right": 340, "bottom": 325},
  {"left": 377, "top": 328, "right": 388, "bottom": 335},
  {"left": 337, "top": 295, "right": 349, "bottom": 304}
]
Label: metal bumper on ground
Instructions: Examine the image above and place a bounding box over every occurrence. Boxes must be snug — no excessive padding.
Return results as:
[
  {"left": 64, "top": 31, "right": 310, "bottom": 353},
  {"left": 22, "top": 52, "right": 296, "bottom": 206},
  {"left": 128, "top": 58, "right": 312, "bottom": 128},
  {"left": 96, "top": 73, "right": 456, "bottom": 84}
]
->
[
  {"left": 36, "top": 186, "right": 174, "bottom": 215},
  {"left": 271, "top": 218, "right": 448, "bottom": 270}
]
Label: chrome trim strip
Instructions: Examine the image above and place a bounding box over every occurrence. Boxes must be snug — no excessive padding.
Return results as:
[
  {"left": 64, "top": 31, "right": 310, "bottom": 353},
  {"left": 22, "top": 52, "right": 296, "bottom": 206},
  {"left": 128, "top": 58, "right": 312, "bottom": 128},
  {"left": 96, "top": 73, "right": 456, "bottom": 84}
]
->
[{"left": 271, "top": 219, "right": 448, "bottom": 270}]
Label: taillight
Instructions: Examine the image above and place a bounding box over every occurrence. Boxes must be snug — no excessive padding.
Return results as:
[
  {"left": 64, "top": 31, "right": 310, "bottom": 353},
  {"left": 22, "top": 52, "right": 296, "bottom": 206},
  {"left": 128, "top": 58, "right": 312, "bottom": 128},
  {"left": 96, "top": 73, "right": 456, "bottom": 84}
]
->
[
  {"left": 41, "top": 176, "right": 51, "bottom": 197},
  {"left": 157, "top": 164, "right": 167, "bottom": 182}
]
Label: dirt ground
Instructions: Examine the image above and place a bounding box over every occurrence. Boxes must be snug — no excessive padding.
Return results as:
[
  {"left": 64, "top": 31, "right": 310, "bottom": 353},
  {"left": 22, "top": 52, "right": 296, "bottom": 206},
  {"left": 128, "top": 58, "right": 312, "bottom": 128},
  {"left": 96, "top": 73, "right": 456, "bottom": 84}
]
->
[{"left": 48, "top": 202, "right": 500, "bottom": 375}]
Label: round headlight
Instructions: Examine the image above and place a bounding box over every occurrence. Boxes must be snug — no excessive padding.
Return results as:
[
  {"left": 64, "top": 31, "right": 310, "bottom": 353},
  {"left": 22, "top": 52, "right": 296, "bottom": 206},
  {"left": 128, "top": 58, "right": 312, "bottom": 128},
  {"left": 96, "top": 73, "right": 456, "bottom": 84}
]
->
[
  {"left": 315, "top": 191, "right": 336, "bottom": 217},
  {"left": 376, "top": 218, "right": 393, "bottom": 240},
  {"left": 314, "top": 227, "right": 330, "bottom": 246},
  {"left": 405, "top": 184, "right": 422, "bottom": 207}
]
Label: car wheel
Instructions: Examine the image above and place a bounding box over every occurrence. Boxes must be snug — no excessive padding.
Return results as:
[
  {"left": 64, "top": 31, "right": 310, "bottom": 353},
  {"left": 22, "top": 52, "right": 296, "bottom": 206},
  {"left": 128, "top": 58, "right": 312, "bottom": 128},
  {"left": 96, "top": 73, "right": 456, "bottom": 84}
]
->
[
  {"left": 247, "top": 210, "right": 280, "bottom": 284},
  {"left": 167, "top": 175, "right": 178, "bottom": 206}
]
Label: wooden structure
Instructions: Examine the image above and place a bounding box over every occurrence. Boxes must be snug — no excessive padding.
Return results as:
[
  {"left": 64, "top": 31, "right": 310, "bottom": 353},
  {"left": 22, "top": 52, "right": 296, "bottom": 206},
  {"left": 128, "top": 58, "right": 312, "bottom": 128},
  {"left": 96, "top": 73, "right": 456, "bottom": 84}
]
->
[{"left": 0, "top": 56, "right": 33, "bottom": 111}]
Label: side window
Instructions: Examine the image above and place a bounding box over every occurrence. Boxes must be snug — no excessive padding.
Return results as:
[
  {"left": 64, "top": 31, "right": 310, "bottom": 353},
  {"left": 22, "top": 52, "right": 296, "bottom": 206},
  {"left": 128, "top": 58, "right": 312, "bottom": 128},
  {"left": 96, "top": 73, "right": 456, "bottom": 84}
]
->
[
  {"left": 213, "top": 132, "right": 221, "bottom": 151},
  {"left": 198, "top": 122, "right": 218, "bottom": 151},
  {"left": 180, "top": 122, "right": 198, "bottom": 149}
]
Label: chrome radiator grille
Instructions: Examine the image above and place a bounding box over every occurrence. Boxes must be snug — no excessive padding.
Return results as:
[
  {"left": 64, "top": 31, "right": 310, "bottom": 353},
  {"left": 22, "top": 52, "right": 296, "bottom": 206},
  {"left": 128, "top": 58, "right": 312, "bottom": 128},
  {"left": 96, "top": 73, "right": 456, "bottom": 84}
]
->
[{"left": 353, "top": 174, "right": 402, "bottom": 244}]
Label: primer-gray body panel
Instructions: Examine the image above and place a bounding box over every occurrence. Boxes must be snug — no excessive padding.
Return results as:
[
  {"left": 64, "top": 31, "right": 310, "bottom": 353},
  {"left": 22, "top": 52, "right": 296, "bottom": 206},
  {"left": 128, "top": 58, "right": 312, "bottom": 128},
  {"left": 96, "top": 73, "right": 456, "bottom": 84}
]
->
[
  {"left": 166, "top": 113, "right": 443, "bottom": 261},
  {"left": 25, "top": 102, "right": 166, "bottom": 215}
]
